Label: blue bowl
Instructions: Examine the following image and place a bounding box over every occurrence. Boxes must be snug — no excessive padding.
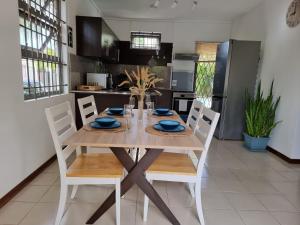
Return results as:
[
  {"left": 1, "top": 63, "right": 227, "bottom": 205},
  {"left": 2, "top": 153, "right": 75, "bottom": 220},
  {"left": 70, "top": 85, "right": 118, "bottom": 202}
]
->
[
  {"left": 108, "top": 107, "right": 124, "bottom": 115},
  {"left": 159, "top": 120, "right": 180, "bottom": 130},
  {"left": 95, "top": 117, "right": 116, "bottom": 127},
  {"left": 155, "top": 108, "right": 170, "bottom": 115}
]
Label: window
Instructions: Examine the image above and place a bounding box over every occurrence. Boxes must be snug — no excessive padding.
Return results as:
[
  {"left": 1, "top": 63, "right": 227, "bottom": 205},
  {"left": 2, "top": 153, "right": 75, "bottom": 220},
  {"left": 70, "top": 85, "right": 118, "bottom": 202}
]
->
[
  {"left": 195, "top": 42, "right": 219, "bottom": 108},
  {"left": 18, "top": 0, "right": 67, "bottom": 100},
  {"left": 131, "top": 32, "right": 161, "bottom": 50}
]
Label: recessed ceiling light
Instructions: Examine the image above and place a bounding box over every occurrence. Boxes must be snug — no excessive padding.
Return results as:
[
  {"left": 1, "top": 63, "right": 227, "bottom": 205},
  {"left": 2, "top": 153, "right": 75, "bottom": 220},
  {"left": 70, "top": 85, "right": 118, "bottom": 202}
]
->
[
  {"left": 192, "top": 0, "right": 198, "bottom": 10},
  {"left": 151, "top": 0, "right": 160, "bottom": 8},
  {"left": 171, "top": 0, "right": 178, "bottom": 9}
]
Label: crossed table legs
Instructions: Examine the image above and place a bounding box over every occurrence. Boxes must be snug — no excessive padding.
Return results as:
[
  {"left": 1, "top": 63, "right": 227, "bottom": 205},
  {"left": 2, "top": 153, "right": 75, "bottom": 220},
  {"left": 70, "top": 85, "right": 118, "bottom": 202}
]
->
[{"left": 86, "top": 147, "right": 181, "bottom": 225}]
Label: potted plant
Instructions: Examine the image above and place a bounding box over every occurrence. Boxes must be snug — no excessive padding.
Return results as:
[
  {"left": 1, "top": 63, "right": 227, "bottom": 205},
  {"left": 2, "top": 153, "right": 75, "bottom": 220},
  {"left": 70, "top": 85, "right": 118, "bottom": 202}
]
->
[{"left": 244, "top": 81, "right": 281, "bottom": 151}]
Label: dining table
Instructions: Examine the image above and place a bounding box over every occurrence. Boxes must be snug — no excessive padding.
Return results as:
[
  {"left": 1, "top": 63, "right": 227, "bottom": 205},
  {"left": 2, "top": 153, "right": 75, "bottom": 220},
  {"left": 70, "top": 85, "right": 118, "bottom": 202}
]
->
[{"left": 63, "top": 109, "right": 204, "bottom": 225}]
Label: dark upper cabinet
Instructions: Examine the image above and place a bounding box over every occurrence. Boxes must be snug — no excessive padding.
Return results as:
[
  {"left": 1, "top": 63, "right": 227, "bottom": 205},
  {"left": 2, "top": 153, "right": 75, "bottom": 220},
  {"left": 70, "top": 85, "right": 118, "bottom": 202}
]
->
[
  {"left": 76, "top": 16, "right": 119, "bottom": 62},
  {"left": 118, "top": 41, "right": 173, "bottom": 66}
]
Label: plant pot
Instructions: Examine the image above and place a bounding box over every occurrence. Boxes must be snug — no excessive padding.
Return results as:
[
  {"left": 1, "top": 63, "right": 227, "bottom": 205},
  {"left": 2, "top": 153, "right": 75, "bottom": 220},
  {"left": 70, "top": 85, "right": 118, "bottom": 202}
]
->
[{"left": 243, "top": 133, "right": 270, "bottom": 152}]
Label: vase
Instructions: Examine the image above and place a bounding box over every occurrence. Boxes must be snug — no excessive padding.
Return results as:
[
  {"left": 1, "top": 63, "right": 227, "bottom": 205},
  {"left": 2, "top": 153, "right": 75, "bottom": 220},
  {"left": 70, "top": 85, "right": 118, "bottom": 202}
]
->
[{"left": 137, "top": 96, "right": 144, "bottom": 121}]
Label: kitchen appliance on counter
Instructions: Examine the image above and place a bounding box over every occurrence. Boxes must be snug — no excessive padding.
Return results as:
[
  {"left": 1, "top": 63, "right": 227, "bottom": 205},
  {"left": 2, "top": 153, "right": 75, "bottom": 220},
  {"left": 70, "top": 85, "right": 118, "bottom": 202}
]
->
[
  {"left": 86, "top": 73, "right": 113, "bottom": 89},
  {"left": 211, "top": 40, "right": 261, "bottom": 140},
  {"left": 172, "top": 92, "right": 196, "bottom": 122},
  {"left": 171, "top": 55, "right": 197, "bottom": 92}
]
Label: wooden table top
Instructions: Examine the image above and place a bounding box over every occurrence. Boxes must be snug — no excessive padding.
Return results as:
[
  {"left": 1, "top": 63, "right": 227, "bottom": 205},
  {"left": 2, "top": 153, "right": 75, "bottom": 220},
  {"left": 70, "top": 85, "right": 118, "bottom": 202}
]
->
[{"left": 64, "top": 110, "right": 204, "bottom": 151}]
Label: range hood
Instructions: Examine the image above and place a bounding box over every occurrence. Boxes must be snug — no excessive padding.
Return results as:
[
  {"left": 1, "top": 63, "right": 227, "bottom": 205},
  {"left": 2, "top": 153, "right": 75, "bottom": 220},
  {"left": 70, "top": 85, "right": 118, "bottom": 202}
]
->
[{"left": 174, "top": 53, "right": 199, "bottom": 61}]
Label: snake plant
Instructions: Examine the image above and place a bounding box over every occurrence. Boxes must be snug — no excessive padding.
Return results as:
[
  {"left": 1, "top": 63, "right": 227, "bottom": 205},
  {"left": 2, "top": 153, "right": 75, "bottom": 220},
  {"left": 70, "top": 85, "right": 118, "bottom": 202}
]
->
[{"left": 245, "top": 81, "right": 281, "bottom": 138}]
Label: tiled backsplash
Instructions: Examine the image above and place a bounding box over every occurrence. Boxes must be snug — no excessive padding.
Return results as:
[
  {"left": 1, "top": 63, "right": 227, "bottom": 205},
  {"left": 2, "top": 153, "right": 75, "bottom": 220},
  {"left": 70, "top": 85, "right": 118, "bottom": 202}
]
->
[
  {"left": 107, "top": 64, "right": 172, "bottom": 89},
  {"left": 69, "top": 53, "right": 106, "bottom": 90},
  {"left": 69, "top": 54, "right": 171, "bottom": 90}
]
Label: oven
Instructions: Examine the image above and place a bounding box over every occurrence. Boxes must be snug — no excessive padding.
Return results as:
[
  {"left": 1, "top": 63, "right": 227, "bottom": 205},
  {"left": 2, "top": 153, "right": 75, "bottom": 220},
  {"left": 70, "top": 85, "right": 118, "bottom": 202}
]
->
[{"left": 172, "top": 92, "right": 196, "bottom": 122}]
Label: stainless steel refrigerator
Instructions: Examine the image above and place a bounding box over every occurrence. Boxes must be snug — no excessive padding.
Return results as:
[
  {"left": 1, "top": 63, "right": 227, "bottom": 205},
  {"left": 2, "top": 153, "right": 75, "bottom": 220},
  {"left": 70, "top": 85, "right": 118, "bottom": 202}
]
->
[{"left": 211, "top": 40, "right": 261, "bottom": 140}]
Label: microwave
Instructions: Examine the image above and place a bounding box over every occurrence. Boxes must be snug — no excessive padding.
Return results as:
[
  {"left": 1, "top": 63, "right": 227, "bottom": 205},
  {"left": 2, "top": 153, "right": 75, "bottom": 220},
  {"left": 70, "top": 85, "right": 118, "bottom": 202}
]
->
[{"left": 86, "top": 73, "right": 110, "bottom": 89}]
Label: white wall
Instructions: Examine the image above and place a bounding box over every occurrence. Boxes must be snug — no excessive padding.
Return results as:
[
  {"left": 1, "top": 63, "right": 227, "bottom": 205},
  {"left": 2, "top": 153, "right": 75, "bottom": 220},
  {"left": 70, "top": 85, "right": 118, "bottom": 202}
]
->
[
  {"left": 0, "top": 0, "right": 100, "bottom": 198},
  {"left": 105, "top": 18, "right": 232, "bottom": 53},
  {"left": 231, "top": 0, "right": 300, "bottom": 159}
]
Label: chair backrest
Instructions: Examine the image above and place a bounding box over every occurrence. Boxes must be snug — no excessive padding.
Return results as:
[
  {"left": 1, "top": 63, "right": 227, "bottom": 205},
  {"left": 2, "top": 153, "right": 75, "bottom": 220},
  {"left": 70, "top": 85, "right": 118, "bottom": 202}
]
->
[
  {"left": 78, "top": 95, "right": 98, "bottom": 125},
  {"left": 45, "top": 102, "right": 79, "bottom": 177},
  {"left": 189, "top": 107, "right": 220, "bottom": 178},
  {"left": 186, "top": 99, "right": 204, "bottom": 131}
]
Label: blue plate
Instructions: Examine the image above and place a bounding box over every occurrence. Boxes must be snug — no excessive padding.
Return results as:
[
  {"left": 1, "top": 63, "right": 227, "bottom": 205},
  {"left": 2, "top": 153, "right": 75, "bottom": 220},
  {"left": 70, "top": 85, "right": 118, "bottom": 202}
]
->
[
  {"left": 95, "top": 117, "right": 116, "bottom": 127},
  {"left": 153, "top": 124, "right": 185, "bottom": 132},
  {"left": 153, "top": 111, "right": 173, "bottom": 116},
  {"left": 90, "top": 121, "right": 121, "bottom": 129},
  {"left": 107, "top": 111, "right": 124, "bottom": 116},
  {"left": 159, "top": 120, "right": 180, "bottom": 130},
  {"left": 108, "top": 107, "right": 124, "bottom": 115},
  {"left": 155, "top": 108, "right": 170, "bottom": 114}
]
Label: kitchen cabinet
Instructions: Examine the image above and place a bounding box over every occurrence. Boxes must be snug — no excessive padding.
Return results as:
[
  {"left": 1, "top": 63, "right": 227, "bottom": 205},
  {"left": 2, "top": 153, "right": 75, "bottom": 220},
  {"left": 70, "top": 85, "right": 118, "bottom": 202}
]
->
[
  {"left": 118, "top": 41, "right": 173, "bottom": 66},
  {"left": 76, "top": 16, "right": 119, "bottom": 62}
]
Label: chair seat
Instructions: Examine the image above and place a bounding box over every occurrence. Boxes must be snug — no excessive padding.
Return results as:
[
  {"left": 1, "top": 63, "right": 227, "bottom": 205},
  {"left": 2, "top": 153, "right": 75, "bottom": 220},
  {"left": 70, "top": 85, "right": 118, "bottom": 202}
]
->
[
  {"left": 66, "top": 153, "right": 123, "bottom": 178},
  {"left": 147, "top": 153, "right": 197, "bottom": 175}
]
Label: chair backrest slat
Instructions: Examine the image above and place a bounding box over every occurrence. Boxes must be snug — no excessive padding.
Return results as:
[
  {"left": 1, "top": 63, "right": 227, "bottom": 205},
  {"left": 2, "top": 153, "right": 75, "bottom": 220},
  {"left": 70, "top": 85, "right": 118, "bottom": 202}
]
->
[
  {"left": 186, "top": 99, "right": 203, "bottom": 131},
  {"left": 57, "top": 126, "right": 76, "bottom": 146},
  {"left": 45, "top": 102, "right": 79, "bottom": 175},
  {"left": 62, "top": 145, "right": 77, "bottom": 160},
  {"left": 195, "top": 119, "right": 211, "bottom": 146},
  {"left": 78, "top": 95, "right": 98, "bottom": 125},
  {"left": 54, "top": 114, "right": 72, "bottom": 133}
]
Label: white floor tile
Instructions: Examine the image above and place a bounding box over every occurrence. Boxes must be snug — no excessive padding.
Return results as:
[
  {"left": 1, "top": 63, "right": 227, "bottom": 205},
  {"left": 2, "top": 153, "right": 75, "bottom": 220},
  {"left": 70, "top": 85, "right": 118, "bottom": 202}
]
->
[
  {"left": 202, "top": 191, "right": 233, "bottom": 210},
  {"left": 0, "top": 202, "right": 34, "bottom": 225},
  {"left": 225, "top": 193, "right": 266, "bottom": 211},
  {"left": 19, "top": 203, "right": 62, "bottom": 225},
  {"left": 205, "top": 209, "right": 245, "bottom": 225},
  {"left": 271, "top": 212, "right": 300, "bottom": 225},
  {"left": 239, "top": 211, "right": 280, "bottom": 225},
  {"left": 12, "top": 185, "right": 50, "bottom": 202},
  {"left": 255, "top": 194, "right": 296, "bottom": 211},
  {"left": 30, "top": 172, "right": 58, "bottom": 186}
]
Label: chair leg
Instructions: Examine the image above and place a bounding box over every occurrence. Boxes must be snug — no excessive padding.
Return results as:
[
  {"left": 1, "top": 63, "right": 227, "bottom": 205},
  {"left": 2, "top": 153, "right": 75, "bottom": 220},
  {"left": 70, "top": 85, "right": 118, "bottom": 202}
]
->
[
  {"left": 70, "top": 185, "right": 78, "bottom": 199},
  {"left": 188, "top": 183, "right": 195, "bottom": 198},
  {"left": 195, "top": 181, "right": 205, "bottom": 225},
  {"left": 115, "top": 181, "right": 121, "bottom": 225},
  {"left": 55, "top": 183, "right": 68, "bottom": 225},
  {"left": 143, "top": 180, "right": 152, "bottom": 222}
]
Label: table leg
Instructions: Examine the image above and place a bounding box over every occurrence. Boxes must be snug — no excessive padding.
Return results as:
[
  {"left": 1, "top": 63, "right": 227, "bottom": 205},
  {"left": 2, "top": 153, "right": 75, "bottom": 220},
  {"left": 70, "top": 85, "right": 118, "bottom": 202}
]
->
[{"left": 86, "top": 147, "right": 180, "bottom": 225}]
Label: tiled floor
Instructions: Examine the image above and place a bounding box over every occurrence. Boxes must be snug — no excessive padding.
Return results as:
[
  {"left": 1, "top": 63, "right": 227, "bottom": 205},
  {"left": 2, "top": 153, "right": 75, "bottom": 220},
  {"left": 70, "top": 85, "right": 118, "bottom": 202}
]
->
[{"left": 1, "top": 140, "right": 300, "bottom": 225}]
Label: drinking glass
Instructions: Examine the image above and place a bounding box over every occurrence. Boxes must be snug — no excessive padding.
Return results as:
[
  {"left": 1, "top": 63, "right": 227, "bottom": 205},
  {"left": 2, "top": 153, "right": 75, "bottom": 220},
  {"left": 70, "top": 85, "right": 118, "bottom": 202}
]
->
[
  {"left": 129, "top": 96, "right": 135, "bottom": 117},
  {"left": 147, "top": 102, "right": 155, "bottom": 116},
  {"left": 145, "top": 93, "right": 151, "bottom": 105},
  {"left": 123, "top": 104, "right": 131, "bottom": 116},
  {"left": 123, "top": 104, "right": 131, "bottom": 130}
]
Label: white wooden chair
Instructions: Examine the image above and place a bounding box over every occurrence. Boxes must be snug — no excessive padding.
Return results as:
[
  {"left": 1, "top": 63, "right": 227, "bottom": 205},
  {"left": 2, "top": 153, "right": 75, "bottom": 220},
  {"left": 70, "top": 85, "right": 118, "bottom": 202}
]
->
[
  {"left": 45, "top": 102, "right": 122, "bottom": 225},
  {"left": 77, "top": 95, "right": 110, "bottom": 153},
  {"left": 143, "top": 107, "right": 220, "bottom": 225},
  {"left": 163, "top": 99, "right": 204, "bottom": 155}
]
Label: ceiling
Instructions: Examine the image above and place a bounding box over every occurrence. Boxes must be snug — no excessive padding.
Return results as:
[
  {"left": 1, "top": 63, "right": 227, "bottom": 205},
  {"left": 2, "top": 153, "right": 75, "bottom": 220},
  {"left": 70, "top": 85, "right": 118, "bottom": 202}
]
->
[{"left": 93, "top": 0, "right": 264, "bottom": 21}]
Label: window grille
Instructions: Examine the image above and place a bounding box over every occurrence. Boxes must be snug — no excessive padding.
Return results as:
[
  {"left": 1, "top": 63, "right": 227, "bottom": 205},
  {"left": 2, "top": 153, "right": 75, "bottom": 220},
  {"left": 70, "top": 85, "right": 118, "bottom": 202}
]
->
[
  {"left": 131, "top": 32, "right": 161, "bottom": 50},
  {"left": 195, "top": 42, "right": 219, "bottom": 108},
  {"left": 18, "top": 0, "right": 67, "bottom": 100}
]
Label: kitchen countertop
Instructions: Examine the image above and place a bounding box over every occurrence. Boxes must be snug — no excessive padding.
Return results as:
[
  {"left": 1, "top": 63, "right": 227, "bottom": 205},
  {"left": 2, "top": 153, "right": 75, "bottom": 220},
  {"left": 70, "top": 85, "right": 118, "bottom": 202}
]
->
[
  {"left": 70, "top": 90, "right": 131, "bottom": 95},
  {"left": 70, "top": 88, "right": 173, "bottom": 96}
]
